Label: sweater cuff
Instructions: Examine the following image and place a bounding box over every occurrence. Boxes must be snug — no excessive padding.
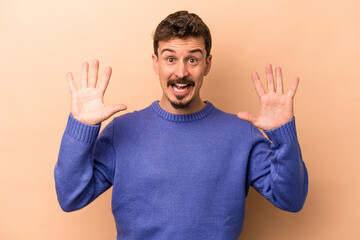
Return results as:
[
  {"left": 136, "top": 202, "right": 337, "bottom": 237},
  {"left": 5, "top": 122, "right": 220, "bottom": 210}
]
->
[
  {"left": 65, "top": 114, "right": 101, "bottom": 143},
  {"left": 264, "top": 117, "right": 297, "bottom": 146}
]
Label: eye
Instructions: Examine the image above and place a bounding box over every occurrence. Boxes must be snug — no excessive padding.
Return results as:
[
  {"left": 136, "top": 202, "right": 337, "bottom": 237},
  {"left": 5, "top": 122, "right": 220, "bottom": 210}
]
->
[
  {"left": 188, "top": 58, "right": 198, "bottom": 65},
  {"left": 166, "top": 57, "right": 175, "bottom": 63}
]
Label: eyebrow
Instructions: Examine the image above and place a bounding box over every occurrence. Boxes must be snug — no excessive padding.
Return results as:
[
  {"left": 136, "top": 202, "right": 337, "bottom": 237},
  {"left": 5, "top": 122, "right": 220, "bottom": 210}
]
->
[
  {"left": 161, "top": 48, "right": 203, "bottom": 55},
  {"left": 189, "top": 49, "right": 203, "bottom": 55},
  {"left": 161, "top": 49, "right": 175, "bottom": 55}
]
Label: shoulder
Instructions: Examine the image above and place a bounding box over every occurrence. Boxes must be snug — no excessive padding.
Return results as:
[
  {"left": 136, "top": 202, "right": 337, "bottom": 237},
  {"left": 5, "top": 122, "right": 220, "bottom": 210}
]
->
[
  {"left": 210, "top": 105, "right": 251, "bottom": 126},
  {"left": 112, "top": 109, "right": 146, "bottom": 126},
  {"left": 207, "top": 104, "right": 255, "bottom": 140},
  {"left": 108, "top": 104, "right": 155, "bottom": 133}
]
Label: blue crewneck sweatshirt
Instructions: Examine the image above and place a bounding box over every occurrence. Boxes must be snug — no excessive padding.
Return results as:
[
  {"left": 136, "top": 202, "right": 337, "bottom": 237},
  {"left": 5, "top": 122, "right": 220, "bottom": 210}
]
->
[{"left": 55, "top": 101, "right": 308, "bottom": 240}]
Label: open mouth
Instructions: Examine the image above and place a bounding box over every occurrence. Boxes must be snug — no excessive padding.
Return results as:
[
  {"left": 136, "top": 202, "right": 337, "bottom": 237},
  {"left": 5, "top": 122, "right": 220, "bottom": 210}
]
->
[
  {"left": 171, "top": 83, "right": 191, "bottom": 93},
  {"left": 168, "top": 79, "right": 195, "bottom": 98},
  {"left": 168, "top": 79, "right": 195, "bottom": 96}
]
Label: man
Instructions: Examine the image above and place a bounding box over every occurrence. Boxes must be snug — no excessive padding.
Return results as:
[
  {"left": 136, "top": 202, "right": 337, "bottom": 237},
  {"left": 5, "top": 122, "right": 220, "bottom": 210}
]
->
[{"left": 55, "top": 11, "right": 308, "bottom": 239}]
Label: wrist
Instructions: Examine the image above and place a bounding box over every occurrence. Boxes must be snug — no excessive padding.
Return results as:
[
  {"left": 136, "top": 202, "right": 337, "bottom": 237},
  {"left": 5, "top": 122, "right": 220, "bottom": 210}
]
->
[
  {"left": 71, "top": 112, "right": 102, "bottom": 126},
  {"left": 264, "top": 117, "right": 297, "bottom": 145},
  {"left": 65, "top": 114, "right": 101, "bottom": 142}
]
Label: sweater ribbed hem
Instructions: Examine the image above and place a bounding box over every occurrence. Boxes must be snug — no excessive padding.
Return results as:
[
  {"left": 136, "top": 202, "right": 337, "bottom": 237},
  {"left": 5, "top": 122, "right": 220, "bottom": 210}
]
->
[
  {"left": 264, "top": 117, "right": 297, "bottom": 146},
  {"left": 150, "top": 101, "right": 214, "bottom": 123},
  {"left": 65, "top": 114, "right": 101, "bottom": 143}
]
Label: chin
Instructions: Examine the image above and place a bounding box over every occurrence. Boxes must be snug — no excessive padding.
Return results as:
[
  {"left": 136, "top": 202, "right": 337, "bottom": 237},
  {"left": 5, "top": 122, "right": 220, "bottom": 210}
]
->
[
  {"left": 170, "top": 99, "right": 192, "bottom": 109},
  {"left": 168, "top": 95, "right": 193, "bottom": 109}
]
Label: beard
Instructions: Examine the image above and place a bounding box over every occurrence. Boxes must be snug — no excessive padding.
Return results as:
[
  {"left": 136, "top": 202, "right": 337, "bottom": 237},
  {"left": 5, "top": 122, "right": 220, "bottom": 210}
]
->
[
  {"left": 169, "top": 98, "right": 192, "bottom": 109},
  {"left": 167, "top": 77, "right": 195, "bottom": 109}
]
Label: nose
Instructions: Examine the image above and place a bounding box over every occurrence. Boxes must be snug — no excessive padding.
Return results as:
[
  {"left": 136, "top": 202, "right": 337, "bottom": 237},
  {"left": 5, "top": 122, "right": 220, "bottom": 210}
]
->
[{"left": 175, "top": 61, "right": 190, "bottom": 79}]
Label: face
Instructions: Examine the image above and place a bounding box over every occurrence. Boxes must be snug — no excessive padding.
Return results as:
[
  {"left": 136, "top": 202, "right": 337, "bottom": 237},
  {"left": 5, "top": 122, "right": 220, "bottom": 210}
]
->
[{"left": 152, "top": 37, "right": 212, "bottom": 114}]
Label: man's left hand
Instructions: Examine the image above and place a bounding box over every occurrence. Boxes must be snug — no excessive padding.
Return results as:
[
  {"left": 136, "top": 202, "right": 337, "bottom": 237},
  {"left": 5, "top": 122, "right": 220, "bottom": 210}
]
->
[{"left": 237, "top": 64, "right": 299, "bottom": 131}]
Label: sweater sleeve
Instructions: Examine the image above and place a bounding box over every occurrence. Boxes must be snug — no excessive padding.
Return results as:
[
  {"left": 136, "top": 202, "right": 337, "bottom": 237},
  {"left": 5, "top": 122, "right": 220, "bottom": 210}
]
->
[
  {"left": 248, "top": 118, "right": 308, "bottom": 212},
  {"left": 54, "top": 114, "right": 116, "bottom": 212}
]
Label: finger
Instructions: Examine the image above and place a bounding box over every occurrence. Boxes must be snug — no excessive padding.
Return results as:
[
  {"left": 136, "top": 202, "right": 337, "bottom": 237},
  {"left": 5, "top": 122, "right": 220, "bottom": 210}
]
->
[
  {"left": 275, "top": 66, "right": 283, "bottom": 93},
  {"left": 81, "top": 61, "right": 89, "bottom": 88},
  {"left": 265, "top": 63, "right": 275, "bottom": 93},
  {"left": 103, "top": 104, "right": 127, "bottom": 120},
  {"left": 99, "top": 67, "right": 112, "bottom": 93},
  {"left": 237, "top": 111, "right": 258, "bottom": 124},
  {"left": 251, "top": 71, "right": 265, "bottom": 98},
  {"left": 66, "top": 72, "right": 77, "bottom": 94},
  {"left": 287, "top": 77, "right": 300, "bottom": 98},
  {"left": 89, "top": 59, "right": 99, "bottom": 88}
]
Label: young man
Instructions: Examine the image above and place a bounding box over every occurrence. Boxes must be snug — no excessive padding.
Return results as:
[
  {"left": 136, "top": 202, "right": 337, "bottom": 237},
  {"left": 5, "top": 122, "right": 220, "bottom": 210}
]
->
[{"left": 55, "top": 11, "right": 308, "bottom": 239}]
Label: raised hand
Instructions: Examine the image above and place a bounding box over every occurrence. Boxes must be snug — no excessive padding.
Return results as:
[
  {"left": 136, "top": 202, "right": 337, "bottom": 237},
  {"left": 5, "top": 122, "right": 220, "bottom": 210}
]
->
[
  {"left": 67, "top": 59, "right": 127, "bottom": 125},
  {"left": 237, "top": 64, "right": 299, "bottom": 131}
]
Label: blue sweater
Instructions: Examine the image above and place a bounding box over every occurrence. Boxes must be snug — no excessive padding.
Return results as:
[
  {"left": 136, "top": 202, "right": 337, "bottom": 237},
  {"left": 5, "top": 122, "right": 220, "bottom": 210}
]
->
[{"left": 55, "top": 101, "right": 308, "bottom": 240}]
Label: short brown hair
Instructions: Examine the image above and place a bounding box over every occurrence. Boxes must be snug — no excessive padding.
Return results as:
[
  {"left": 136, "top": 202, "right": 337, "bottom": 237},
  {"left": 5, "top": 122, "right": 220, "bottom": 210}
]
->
[{"left": 153, "top": 11, "right": 212, "bottom": 57}]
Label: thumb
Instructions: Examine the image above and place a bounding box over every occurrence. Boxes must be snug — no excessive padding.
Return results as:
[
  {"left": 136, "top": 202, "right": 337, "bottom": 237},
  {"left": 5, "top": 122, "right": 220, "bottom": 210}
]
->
[
  {"left": 103, "top": 104, "right": 127, "bottom": 120},
  {"left": 237, "top": 111, "right": 258, "bottom": 124}
]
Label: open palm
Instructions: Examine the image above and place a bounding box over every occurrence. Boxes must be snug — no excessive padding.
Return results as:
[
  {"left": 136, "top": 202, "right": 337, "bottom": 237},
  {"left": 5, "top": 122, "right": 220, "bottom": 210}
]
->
[
  {"left": 237, "top": 64, "right": 299, "bottom": 131},
  {"left": 67, "top": 60, "right": 127, "bottom": 125}
]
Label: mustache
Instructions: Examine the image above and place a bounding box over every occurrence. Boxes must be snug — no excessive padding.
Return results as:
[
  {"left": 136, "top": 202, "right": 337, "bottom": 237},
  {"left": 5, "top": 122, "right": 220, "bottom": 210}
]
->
[{"left": 167, "top": 78, "right": 195, "bottom": 87}]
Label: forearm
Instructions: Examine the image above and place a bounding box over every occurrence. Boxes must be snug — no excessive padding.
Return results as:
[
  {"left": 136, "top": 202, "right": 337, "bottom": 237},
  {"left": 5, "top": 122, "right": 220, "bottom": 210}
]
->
[
  {"left": 265, "top": 118, "right": 308, "bottom": 211},
  {"left": 54, "top": 114, "right": 107, "bottom": 212},
  {"left": 250, "top": 118, "right": 308, "bottom": 212}
]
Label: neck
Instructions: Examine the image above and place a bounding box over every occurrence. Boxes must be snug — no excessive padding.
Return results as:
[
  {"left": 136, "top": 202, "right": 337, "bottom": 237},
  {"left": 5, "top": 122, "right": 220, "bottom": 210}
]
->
[{"left": 159, "top": 96, "right": 206, "bottom": 115}]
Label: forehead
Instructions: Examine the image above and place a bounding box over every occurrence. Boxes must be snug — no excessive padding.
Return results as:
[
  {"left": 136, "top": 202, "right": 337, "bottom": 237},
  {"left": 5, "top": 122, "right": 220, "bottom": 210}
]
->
[{"left": 158, "top": 37, "right": 205, "bottom": 54}]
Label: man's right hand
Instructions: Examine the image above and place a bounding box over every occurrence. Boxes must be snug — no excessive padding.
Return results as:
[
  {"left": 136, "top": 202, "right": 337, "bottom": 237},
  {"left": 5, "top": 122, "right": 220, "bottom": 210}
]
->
[{"left": 67, "top": 59, "right": 127, "bottom": 125}]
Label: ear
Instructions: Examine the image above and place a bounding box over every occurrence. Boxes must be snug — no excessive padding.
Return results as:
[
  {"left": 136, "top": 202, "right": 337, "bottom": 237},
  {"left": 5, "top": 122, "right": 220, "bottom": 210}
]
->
[
  {"left": 204, "top": 54, "right": 212, "bottom": 76},
  {"left": 152, "top": 54, "right": 159, "bottom": 75}
]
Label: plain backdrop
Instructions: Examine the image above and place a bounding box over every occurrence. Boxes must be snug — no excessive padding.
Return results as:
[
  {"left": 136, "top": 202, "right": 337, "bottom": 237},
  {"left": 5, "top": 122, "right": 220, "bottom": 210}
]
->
[{"left": 1, "top": 0, "right": 359, "bottom": 239}]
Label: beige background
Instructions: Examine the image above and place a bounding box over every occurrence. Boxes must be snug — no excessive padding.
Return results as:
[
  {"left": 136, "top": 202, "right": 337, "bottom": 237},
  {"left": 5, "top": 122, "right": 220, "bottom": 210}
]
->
[{"left": 1, "top": 0, "right": 359, "bottom": 239}]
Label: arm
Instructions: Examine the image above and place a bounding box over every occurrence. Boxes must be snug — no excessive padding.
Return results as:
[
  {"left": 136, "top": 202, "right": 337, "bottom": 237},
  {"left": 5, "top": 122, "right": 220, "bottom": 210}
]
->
[
  {"left": 239, "top": 64, "right": 308, "bottom": 211},
  {"left": 248, "top": 119, "right": 308, "bottom": 212},
  {"left": 54, "top": 60, "right": 126, "bottom": 212},
  {"left": 55, "top": 117, "right": 115, "bottom": 212}
]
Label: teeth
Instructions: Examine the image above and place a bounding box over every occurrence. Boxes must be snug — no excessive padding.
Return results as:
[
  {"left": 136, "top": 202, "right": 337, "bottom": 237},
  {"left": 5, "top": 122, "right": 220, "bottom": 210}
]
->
[
  {"left": 173, "top": 86, "right": 187, "bottom": 92},
  {"left": 172, "top": 83, "right": 191, "bottom": 93}
]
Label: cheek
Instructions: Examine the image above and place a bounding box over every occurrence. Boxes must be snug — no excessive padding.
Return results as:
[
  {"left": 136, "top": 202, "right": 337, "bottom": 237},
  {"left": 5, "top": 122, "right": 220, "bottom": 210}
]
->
[
  {"left": 159, "top": 65, "right": 174, "bottom": 77},
  {"left": 189, "top": 68, "right": 204, "bottom": 81},
  {"left": 158, "top": 69, "right": 172, "bottom": 87}
]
